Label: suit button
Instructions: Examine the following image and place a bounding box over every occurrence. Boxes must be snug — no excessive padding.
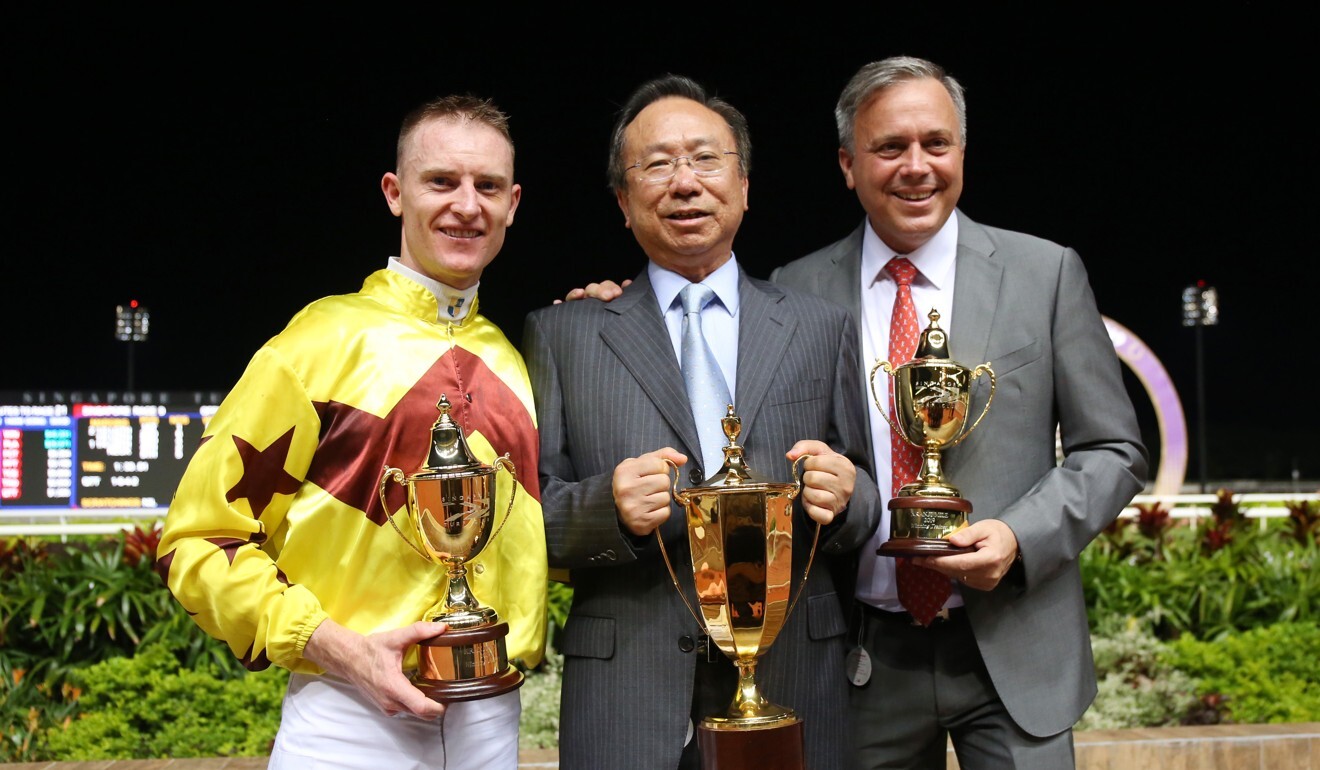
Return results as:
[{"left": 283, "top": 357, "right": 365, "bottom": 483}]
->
[
  {"left": 678, "top": 635, "right": 695, "bottom": 653},
  {"left": 689, "top": 467, "right": 703, "bottom": 485},
  {"left": 603, "top": 549, "right": 616, "bottom": 560}
]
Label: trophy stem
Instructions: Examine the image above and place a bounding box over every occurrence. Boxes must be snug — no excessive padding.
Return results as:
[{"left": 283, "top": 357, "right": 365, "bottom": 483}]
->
[
  {"left": 730, "top": 661, "right": 767, "bottom": 719},
  {"left": 702, "top": 659, "right": 794, "bottom": 725},
  {"left": 699, "top": 659, "right": 802, "bottom": 768},
  {"left": 919, "top": 445, "right": 944, "bottom": 487},
  {"left": 444, "top": 559, "right": 479, "bottom": 613}
]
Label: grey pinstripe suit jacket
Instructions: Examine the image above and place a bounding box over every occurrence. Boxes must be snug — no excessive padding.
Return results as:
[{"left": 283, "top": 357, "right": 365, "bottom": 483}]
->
[
  {"left": 523, "top": 266, "right": 880, "bottom": 769},
  {"left": 771, "top": 212, "right": 1148, "bottom": 737}
]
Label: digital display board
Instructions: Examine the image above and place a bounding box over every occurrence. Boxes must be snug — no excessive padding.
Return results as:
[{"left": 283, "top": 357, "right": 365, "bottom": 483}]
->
[{"left": 1, "top": 393, "right": 223, "bottom": 511}]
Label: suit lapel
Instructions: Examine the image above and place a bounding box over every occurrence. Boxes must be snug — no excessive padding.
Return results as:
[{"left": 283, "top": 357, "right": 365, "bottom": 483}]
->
[
  {"left": 734, "top": 271, "right": 794, "bottom": 443},
  {"left": 823, "top": 223, "right": 866, "bottom": 324},
  {"left": 599, "top": 271, "right": 704, "bottom": 463},
  {"left": 949, "top": 213, "right": 1004, "bottom": 444},
  {"left": 949, "top": 212, "right": 1003, "bottom": 369}
]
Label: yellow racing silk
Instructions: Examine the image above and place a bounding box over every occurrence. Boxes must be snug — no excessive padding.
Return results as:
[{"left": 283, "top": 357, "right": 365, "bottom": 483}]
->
[{"left": 158, "top": 269, "right": 547, "bottom": 673}]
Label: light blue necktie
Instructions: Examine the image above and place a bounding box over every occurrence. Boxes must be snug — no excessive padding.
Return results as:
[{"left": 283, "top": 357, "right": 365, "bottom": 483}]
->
[{"left": 679, "top": 283, "right": 733, "bottom": 479}]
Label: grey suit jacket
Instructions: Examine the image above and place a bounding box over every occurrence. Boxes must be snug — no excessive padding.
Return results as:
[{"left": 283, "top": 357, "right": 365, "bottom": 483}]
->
[
  {"left": 770, "top": 211, "right": 1148, "bottom": 737},
  {"left": 523, "top": 267, "right": 880, "bottom": 769}
]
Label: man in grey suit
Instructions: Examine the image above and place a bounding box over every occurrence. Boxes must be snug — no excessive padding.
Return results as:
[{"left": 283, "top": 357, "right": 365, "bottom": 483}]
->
[
  {"left": 523, "top": 75, "right": 879, "bottom": 769},
  {"left": 771, "top": 57, "right": 1148, "bottom": 768}
]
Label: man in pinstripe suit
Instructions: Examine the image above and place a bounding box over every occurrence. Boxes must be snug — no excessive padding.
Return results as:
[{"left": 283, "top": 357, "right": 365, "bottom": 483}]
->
[{"left": 522, "top": 75, "right": 880, "bottom": 769}]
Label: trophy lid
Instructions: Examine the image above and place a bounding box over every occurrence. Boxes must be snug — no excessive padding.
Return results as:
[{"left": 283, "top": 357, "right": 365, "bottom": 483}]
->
[
  {"left": 420, "top": 394, "right": 488, "bottom": 474},
  {"left": 913, "top": 308, "right": 952, "bottom": 361},
  {"left": 694, "top": 406, "right": 790, "bottom": 492}
]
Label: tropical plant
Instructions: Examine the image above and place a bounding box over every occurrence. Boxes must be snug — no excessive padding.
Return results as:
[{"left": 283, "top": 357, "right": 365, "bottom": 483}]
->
[
  {"left": 0, "top": 532, "right": 238, "bottom": 761},
  {"left": 1166, "top": 622, "right": 1320, "bottom": 724},
  {"left": 1079, "top": 617, "right": 1200, "bottom": 730},
  {"left": 1081, "top": 512, "right": 1320, "bottom": 640},
  {"left": 43, "top": 645, "right": 286, "bottom": 759}
]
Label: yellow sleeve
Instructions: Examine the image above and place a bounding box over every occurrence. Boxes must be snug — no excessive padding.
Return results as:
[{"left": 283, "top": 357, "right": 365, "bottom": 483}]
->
[{"left": 157, "top": 344, "right": 328, "bottom": 671}]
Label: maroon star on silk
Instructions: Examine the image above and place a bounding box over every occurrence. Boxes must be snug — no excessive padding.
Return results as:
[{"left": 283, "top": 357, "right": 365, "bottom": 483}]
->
[
  {"left": 305, "top": 346, "right": 540, "bottom": 526},
  {"left": 154, "top": 548, "right": 176, "bottom": 588},
  {"left": 225, "top": 428, "right": 301, "bottom": 518},
  {"left": 240, "top": 644, "right": 272, "bottom": 672}
]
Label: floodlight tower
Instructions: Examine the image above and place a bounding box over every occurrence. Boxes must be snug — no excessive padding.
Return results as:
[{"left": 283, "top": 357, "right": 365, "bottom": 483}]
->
[
  {"left": 115, "top": 300, "right": 150, "bottom": 392},
  {"left": 1181, "top": 282, "right": 1218, "bottom": 493}
]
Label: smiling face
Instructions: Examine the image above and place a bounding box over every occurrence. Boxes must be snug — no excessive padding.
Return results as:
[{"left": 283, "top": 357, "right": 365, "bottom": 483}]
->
[
  {"left": 840, "top": 77, "right": 964, "bottom": 255},
  {"left": 381, "top": 117, "right": 520, "bottom": 289},
  {"left": 615, "top": 97, "right": 748, "bottom": 281}
]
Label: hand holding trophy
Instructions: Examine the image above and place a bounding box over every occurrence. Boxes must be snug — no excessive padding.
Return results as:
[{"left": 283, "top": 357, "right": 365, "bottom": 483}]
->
[
  {"left": 378, "top": 394, "right": 523, "bottom": 702},
  {"left": 659, "top": 406, "right": 818, "bottom": 770},
  {"left": 870, "top": 309, "right": 996, "bottom": 557}
]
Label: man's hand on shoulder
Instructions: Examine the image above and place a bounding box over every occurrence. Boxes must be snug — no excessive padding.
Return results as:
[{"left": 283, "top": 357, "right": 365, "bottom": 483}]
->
[
  {"left": 612, "top": 447, "right": 685, "bottom": 536},
  {"left": 553, "top": 279, "right": 632, "bottom": 304},
  {"left": 303, "top": 618, "right": 448, "bottom": 720},
  {"left": 787, "top": 440, "right": 855, "bottom": 525}
]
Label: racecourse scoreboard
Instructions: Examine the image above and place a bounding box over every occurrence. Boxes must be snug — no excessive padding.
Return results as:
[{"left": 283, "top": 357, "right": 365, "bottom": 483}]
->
[{"left": 0, "top": 393, "right": 222, "bottom": 510}]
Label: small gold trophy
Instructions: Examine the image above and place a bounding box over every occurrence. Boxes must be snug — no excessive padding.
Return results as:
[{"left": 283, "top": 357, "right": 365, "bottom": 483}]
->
[
  {"left": 870, "top": 309, "right": 996, "bottom": 557},
  {"left": 377, "top": 394, "right": 523, "bottom": 702},
  {"left": 660, "top": 406, "right": 816, "bottom": 770}
]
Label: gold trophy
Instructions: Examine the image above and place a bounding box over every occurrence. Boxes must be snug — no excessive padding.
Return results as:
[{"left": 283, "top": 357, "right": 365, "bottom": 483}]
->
[
  {"left": 378, "top": 394, "right": 523, "bottom": 702},
  {"left": 660, "top": 406, "right": 817, "bottom": 770},
  {"left": 870, "top": 309, "right": 996, "bottom": 557}
]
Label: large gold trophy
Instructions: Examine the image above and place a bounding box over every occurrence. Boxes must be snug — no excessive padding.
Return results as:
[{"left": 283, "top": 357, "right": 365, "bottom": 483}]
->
[
  {"left": 661, "top": 406, "right": 817, "bottom": 770},
  {"left": 377, "top": 394, "right": 523, "bottom": 702},
  {"left": 870, "top": 309, "right": 996, "bottom": 556}
]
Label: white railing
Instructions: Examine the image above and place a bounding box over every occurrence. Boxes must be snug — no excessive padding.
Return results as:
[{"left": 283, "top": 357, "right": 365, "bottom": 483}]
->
[
  {"left": 1121, "top": 492, "right": 1319, "bottom": 530},
  {"left": 0, "top": 508, "right": 166, "bottom": 538},
  {"left": 3, "top": 493, "right": 1316, "bottom": 540}
]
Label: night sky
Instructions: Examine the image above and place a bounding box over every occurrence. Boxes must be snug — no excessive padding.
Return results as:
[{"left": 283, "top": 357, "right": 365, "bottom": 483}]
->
[{"left": 5, "top": 14, "right": 1314, "bottom": 484}]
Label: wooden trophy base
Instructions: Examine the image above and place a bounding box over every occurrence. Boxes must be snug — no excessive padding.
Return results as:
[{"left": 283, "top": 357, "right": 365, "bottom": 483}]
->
[
  {"left": 413, "top": 621, "right": 524, "bottom": 703},
  {"left": 879, "top": 495, "right": 975, "bottom": 557},
  {"left": 697, "top": 719, "right": 805, "bottom": 770}
]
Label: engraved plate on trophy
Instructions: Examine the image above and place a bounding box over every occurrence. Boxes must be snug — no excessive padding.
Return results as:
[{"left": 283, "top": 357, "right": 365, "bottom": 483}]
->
[
  {"left": 869, "top": 309, "right": 996, "bottom": 557},
  {"left": 378, "top": 394, "right": 523, "bottom": 702}
]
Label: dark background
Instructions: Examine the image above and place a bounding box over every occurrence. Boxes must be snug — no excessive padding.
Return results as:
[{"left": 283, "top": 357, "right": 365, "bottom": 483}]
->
[{"left": 5, "top": 14, "right": 1315, "bottom": 486}]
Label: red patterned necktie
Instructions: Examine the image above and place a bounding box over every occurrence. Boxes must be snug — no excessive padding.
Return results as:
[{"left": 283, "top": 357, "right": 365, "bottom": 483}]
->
[{"left": 886, "top": 257, "right": 952, "bottom": 627}]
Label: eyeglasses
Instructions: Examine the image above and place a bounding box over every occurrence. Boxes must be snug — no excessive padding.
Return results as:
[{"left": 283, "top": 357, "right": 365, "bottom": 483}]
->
[{"left": 626, "top": 150, "right": 740, "bottom": 184}]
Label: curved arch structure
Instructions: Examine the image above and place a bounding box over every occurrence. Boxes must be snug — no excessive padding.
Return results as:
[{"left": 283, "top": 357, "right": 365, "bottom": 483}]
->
[{"left": 1102, "top": 316, "right": 1187, "bottom": 496}]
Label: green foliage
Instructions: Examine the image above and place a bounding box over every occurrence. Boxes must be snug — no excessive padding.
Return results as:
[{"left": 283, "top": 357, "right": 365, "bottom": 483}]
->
[
  {"left": 1079, "top": 618, "right": 1200, "bottom": 730},
  {"left": 520, "top": 580, "right": 570, "bottom": 750},
  {"left": 43, "top": 645, "right": 287, "bottom": 759},
  {"left": 546, "top": 580, "right": 573, "bottom": 648},
  {"left": 1082, "top": 516, "right": 1320, "bottom": 640},
  {"left": 519, "top": 649, "right": 563, "bottom": 750},
  {"left": 0, "top": 534, "right": 240, "bottom": 761},
  {"left": 1166, "top": 622, "right": 1320, "bottom": 724}
]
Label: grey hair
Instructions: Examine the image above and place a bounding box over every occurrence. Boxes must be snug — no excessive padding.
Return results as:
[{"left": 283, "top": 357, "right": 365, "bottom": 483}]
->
[
  {"left": 835, "top": 56, "right": 966, "bottom": 155},
  {"left": 607, "top": 74, "right": 751, "bottom": 192}
]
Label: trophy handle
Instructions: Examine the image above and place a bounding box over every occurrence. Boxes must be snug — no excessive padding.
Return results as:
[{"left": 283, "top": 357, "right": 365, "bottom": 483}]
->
[
  {"left": 782, "top": 451, "right": 820, "bottom": 628},
  {"left": 788, "top": 453, "right": 807, "bottom": 500},
  {"left": 867, "top": 360, "right": 909, "bottom": 440},
  {"left": 783, "top": 520, "right": 822, "bottom": 630},
  {"left": 486, "top": 454, "right": 519, "bottom": 545},
  {"left": 379, "top": 466, "right": 430, "bottom": 561},
  {"left": 661, "top": 458, "right": 690, "bottom": 505},
  {"left": 656, "top": 458, "right": 706, "bottom": 631},
  {"left": 945, "top": 364, "right": 997, "bottom": 449}
]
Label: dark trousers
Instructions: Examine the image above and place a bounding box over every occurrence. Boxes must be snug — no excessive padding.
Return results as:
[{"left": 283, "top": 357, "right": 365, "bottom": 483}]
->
[
  {"left": 678, "top": 649, "right": 739, "bottom": 770},
  {"left": 850, "top": 605, "right": 1075, "bottom": 770}
]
